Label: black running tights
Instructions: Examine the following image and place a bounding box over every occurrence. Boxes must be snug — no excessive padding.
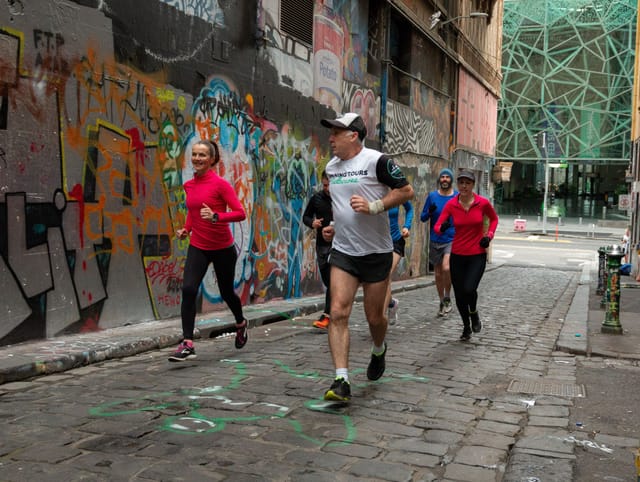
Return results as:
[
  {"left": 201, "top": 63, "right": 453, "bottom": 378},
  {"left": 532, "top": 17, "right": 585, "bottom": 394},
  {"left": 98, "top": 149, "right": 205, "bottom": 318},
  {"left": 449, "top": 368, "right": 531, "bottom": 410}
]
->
[
  {"left": 450, "top": 253, "right": 487, "bottom": 327},
  {"left": 181, "top": 244, "right": 245, "bottom": 339}
]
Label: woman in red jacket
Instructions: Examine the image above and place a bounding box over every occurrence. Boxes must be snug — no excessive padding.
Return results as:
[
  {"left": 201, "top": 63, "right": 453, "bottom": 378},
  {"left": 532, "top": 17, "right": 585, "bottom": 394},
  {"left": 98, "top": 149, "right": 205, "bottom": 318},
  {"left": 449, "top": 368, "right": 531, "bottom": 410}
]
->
[
  {"left": 169, "top": 139, "right": 248, "bottom": 361},
  {"left": 434, "top": 171, "right": 499, "bottom": 341}
]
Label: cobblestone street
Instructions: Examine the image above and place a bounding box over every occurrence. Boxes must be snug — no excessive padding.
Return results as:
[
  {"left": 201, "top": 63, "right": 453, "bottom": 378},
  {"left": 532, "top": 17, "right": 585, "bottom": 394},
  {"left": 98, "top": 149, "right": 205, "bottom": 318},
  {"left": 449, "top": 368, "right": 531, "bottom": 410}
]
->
[{"left": 0, "top": 265, "right": 595, "bottom": 481}]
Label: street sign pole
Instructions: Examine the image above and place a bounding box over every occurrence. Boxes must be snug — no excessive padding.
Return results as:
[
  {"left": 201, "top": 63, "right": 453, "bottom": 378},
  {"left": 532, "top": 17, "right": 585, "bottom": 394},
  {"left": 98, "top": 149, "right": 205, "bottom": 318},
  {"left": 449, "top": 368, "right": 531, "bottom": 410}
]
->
[
  {"left": 542, "top": 159, "right": 549, "bottom": 235},
  {"left": 541, "top": 132, "right": 548, "bottom": 235}
]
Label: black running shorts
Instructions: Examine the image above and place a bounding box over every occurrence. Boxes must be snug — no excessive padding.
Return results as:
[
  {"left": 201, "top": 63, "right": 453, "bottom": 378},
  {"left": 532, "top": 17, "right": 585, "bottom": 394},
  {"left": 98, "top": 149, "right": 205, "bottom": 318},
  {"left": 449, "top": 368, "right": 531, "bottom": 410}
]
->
[{"left": 329, "top": 249, "right": 393, "bottom": 283}]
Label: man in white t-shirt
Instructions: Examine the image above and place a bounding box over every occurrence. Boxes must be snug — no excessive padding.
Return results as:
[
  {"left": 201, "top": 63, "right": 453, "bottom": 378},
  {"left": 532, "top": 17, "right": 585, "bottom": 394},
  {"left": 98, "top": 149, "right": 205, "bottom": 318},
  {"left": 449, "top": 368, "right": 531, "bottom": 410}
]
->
[{"left": 319, "top": 113, "right": 414, "bottom": 402}]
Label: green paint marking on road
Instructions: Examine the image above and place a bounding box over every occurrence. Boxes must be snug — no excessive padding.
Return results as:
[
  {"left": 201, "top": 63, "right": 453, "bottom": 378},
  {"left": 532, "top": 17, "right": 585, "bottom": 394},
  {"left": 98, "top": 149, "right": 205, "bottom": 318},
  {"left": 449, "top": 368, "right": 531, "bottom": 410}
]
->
[
  {"left": 304, "top": 399, "right": 351, "bottom": 414},
  {"left": 215, "top": 359, "right": 246, "bottom": 390},
  {"left": 89, "top": 359, "right": 429, "bottom": 446},
  {"left": 288, "top": 414, "right": 357, "bottom": 447},
  {"left": 163, "top": 408, "right": 274, "bottom": 434},
  {"left": 390, "top": 373, "right": 430, "bottom": 382},
  {"left": 273, "top": 359, "right": 322, "bottom": 379},
  {"left": 90, "top": 360, "right": 247, "bottom": 417}
]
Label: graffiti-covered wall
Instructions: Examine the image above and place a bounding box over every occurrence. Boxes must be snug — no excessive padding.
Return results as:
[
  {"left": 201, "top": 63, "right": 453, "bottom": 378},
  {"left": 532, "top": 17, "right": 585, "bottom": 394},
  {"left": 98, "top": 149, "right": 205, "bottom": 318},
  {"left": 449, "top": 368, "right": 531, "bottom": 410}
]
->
[{"left": 0, "top": 0, "right": 441, "bottom": 345}]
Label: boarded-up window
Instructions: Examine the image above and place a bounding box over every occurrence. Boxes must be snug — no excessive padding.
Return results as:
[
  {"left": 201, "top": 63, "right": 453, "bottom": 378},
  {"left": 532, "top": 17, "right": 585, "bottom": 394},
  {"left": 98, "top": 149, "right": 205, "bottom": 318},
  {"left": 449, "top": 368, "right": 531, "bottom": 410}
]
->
[{"left": 280, "top": 0, "right": 314, "bottom": 46}]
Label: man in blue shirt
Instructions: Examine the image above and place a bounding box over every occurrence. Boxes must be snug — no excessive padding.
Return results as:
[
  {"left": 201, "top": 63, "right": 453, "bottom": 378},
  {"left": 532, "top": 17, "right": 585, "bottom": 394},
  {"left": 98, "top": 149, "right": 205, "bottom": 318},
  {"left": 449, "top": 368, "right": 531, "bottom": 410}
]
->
[
  {"left": 385, "top": 201, "right": 413, "bottom": 324},
  {"left": 421, "top": 168, "right": 457, "bottom": 317}
]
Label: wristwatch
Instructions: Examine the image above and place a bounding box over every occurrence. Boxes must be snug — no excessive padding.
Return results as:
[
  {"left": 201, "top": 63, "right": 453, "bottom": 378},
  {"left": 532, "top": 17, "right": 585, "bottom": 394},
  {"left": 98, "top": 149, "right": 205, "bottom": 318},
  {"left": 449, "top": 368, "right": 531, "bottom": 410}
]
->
[{"left": 211, "top": 213, "right": 218, "bottom": 223}]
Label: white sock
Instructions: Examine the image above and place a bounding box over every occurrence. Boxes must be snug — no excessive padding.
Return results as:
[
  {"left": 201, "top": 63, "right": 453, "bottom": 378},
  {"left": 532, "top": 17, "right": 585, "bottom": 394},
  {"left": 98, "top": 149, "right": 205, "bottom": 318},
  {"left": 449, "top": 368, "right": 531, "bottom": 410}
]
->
[
  {"left": 336, "top": 368, "right": 349, "bottom": 382},
  {"left": 372, "top": 343, "right": 385, "bottom": 356}
]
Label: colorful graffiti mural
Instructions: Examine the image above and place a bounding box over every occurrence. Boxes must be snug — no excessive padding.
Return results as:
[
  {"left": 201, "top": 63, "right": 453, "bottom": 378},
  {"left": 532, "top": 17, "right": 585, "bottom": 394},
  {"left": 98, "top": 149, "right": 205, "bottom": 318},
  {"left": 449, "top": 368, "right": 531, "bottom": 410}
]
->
[
  {"left": 0, "top": 2, "right": 329, "bottom": 345},
  {"left": 0, "top": 0, "right": 444, "bottom": 346}
]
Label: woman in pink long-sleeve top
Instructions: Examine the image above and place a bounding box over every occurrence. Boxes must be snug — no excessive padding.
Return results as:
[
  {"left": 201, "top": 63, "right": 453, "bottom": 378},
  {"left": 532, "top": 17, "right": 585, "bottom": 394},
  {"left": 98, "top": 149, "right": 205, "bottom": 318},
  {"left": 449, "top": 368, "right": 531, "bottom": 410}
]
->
[
  {"left": 169, "top": 139, "right": 248, "bottom": 361},
  {"left": 434, "top": 170, "right": 499, "bottom": 341}
]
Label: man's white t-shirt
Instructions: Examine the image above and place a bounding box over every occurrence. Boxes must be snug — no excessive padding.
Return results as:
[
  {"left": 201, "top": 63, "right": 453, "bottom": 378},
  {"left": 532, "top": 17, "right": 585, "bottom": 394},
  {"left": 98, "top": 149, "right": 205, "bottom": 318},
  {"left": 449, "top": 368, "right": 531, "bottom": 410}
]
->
[{"left": 326, "top": 147, "right": 409, "bottom": 256}]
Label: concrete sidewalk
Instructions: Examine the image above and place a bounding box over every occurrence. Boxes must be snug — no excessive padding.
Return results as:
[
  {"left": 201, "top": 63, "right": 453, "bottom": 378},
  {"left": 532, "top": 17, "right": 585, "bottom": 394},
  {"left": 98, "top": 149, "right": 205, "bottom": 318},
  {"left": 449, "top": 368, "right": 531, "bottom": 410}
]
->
[{"left": 556, "top": 264, "right": 640, "bottom": 360}]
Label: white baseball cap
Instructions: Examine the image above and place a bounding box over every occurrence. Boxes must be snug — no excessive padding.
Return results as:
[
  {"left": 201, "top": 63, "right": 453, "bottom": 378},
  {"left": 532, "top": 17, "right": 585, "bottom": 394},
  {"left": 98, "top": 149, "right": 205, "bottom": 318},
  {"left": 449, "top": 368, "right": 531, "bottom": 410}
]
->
[{"left": 321, "top": 113, "right": 367, "bottom": 140}]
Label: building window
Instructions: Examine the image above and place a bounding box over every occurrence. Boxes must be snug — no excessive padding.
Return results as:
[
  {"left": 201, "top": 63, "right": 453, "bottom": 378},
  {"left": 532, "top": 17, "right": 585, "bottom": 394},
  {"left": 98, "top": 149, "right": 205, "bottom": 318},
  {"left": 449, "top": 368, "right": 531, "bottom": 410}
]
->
[
  {"left": 387, "top": 10, "right": 455, "bottom": 106},
  {"left": 367, "top": 1, "right": 383, "bottom": 76},
  {"left": 280, "top": 0, "right": 314, "bottom": 46},
  {"left": 388, "top": 12, "right": 413, "bottom": 105}
]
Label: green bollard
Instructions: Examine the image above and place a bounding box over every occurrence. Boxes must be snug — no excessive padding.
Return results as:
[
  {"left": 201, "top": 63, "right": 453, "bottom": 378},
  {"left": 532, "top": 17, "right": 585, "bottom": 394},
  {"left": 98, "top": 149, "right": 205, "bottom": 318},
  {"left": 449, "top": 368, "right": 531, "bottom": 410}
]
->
[
  {"left": 600, "top": 245, "right": 611, "bottom": 308},
  {"left": 602, "top": 244, "right": 624, "bottom": 334},
  {"left": 596, "top": 247, "right": 606, "bottom": 295}
]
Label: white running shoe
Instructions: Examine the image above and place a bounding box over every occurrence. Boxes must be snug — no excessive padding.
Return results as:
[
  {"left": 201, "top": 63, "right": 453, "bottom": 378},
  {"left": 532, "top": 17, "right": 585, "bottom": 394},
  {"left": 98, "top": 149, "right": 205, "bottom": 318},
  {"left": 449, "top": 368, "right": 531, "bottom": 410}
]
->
[{"left": 443, "top": 297, "right": 453, "bottom": 315}]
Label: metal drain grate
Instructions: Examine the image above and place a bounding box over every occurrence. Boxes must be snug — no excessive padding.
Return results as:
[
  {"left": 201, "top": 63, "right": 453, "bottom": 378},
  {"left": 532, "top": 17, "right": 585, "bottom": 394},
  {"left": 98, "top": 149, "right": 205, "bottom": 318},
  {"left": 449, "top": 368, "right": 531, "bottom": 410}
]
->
[{"left": 507, "top": 379, "right": 586, "bottom": 398}]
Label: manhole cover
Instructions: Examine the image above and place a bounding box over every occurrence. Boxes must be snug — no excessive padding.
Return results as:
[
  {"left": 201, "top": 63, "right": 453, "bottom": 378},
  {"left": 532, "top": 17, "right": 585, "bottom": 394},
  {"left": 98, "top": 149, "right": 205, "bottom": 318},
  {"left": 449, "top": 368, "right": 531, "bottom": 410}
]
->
[{"left": 507, "top": 379, "right": 586, "bottom": 398}]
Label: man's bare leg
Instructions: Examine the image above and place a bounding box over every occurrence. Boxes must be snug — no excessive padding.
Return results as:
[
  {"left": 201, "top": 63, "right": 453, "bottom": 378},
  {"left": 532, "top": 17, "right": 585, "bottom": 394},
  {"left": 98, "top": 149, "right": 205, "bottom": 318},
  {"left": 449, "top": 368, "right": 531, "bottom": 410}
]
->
[
  {"left": 383, "top": 252, "right": 401, "bottom": 310},
  {"left": 441, "top": 252, "right": 452, "bottom": 298},
  {"left": 434, "top": 263, "right": 445, "bottom": 300},
  {"left": 328, "top": 266, "right": 360, "bottom": 371},
  {"left": 363, "top": 277, "right": 390, "bottom": 347}
]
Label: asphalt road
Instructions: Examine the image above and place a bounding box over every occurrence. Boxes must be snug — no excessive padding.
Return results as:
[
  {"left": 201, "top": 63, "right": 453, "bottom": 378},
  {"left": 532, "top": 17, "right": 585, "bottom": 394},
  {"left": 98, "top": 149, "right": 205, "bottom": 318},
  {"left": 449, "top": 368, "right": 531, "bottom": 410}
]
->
[{"left": 493, "top": 235, "right": 608, "bottom": 270}]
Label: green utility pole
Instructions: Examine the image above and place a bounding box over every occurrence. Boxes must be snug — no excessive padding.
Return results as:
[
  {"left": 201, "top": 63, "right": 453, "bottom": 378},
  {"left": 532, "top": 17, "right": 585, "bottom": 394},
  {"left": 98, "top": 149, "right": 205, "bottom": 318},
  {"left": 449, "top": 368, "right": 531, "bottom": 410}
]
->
[{"left": 601, "top": 245, "right": 625, "bottom": 334}]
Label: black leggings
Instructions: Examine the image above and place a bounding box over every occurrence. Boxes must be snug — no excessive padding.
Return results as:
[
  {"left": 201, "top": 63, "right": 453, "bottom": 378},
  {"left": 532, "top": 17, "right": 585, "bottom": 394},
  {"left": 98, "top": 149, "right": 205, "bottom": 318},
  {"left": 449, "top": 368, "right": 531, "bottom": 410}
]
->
[
  {"left": 317, "top": 245, "right": 332, "bottom": 314},
  {"left": 450, "top": 253, "right": 487, "bottom": 327},
  {"left": 181, "top": 244, "right": 245, "bottom": 339},
  {"left": 319, "top": 261, "right": 331, "bottom": 314}
]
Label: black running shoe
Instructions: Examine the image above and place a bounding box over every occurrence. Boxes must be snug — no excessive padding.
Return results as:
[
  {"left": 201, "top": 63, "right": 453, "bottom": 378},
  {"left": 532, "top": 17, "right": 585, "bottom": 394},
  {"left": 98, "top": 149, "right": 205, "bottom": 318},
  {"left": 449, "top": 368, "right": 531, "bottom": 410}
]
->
[
  {"left": 459, "top": 329, "right": 472, "bottom": 342},
  {"left": 324, "top": 377, "right": 351, "bottom": 402},
  {"left": 235, "top": 320, "right": 248, "bottom": 349},
  {"left": 367, "top": 343, "right": 387, "bottom": 380},
  {"left": 470, "top": 312, "right": 482, "bottom": 333},
  {"left": 168, "top": 342, "right": 196, "bottom": 362}
]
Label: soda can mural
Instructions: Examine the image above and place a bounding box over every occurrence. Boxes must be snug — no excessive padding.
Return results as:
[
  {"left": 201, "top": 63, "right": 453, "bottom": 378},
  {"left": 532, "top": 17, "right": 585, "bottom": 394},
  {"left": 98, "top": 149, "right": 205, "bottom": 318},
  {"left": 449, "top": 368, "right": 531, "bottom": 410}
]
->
[{"left": 313, "top": 15, "right": 343, "bottom": 112}]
